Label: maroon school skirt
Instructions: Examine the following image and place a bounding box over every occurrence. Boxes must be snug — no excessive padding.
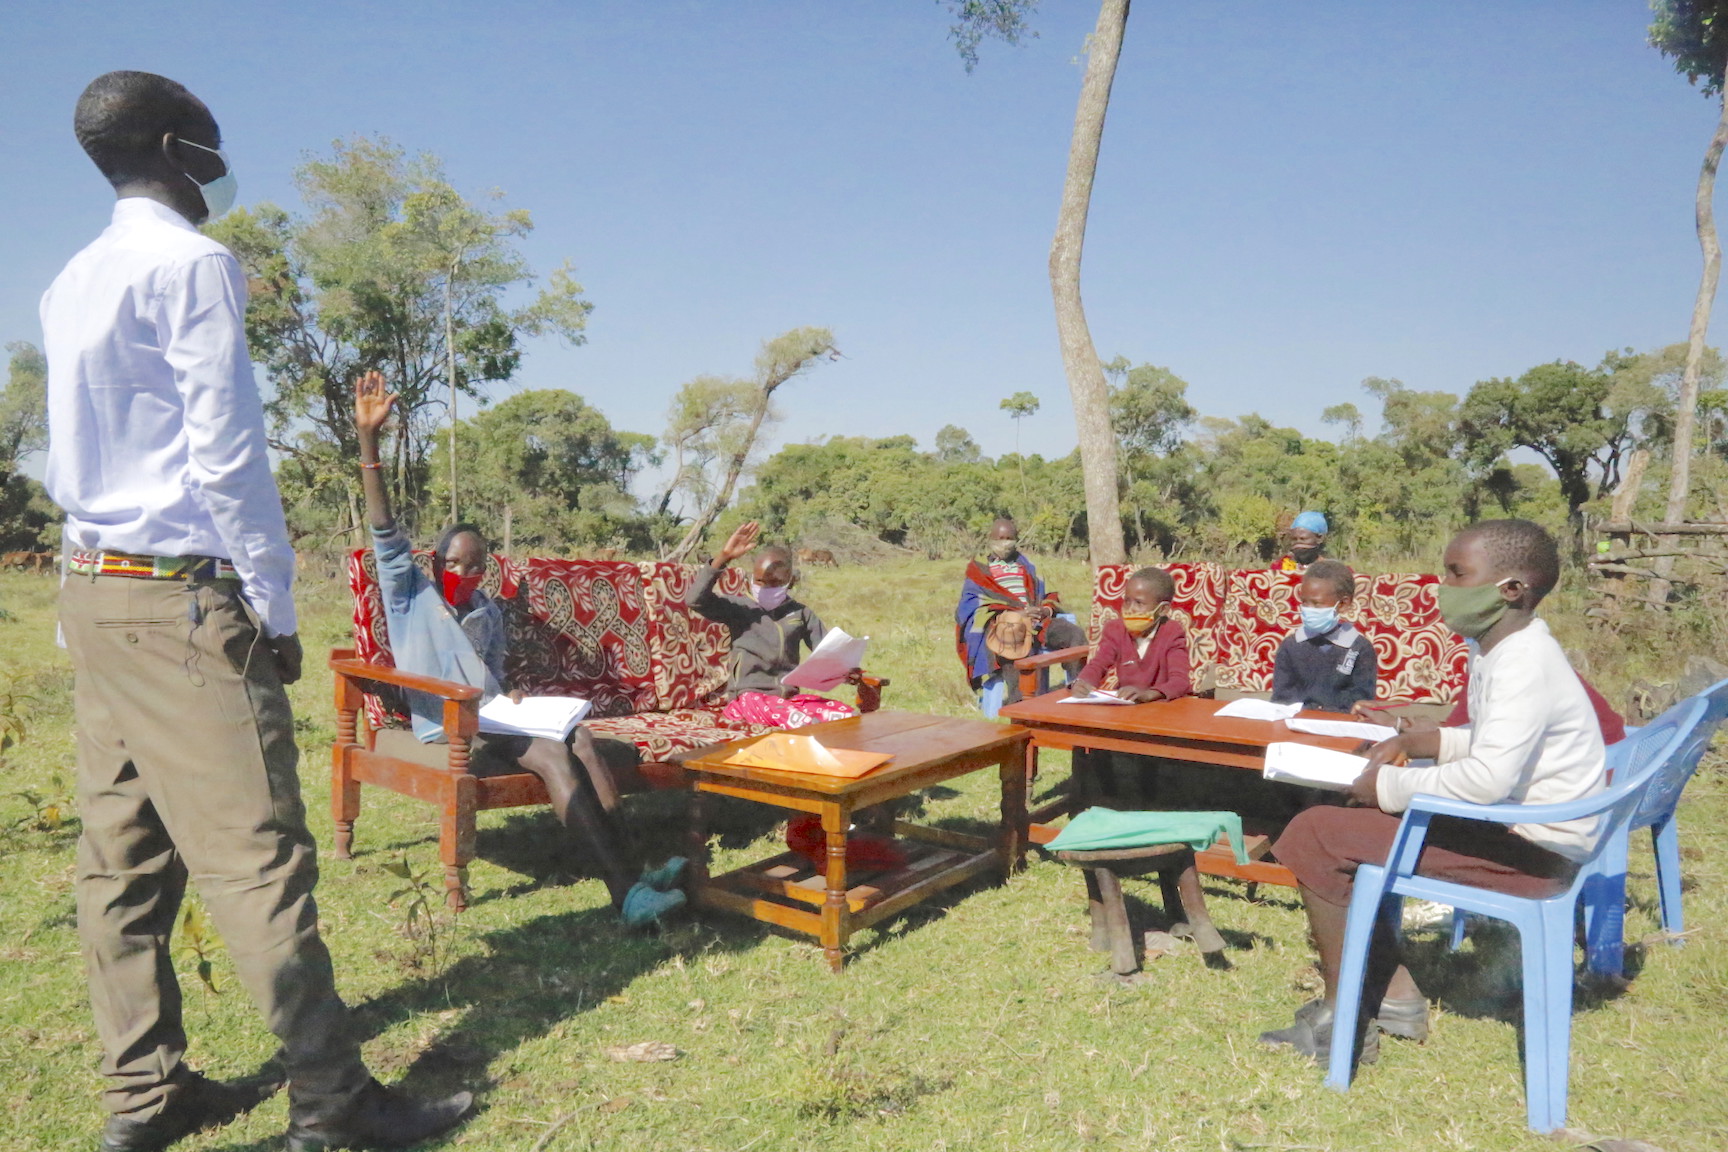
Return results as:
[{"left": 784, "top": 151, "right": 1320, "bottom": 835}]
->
[{"left": 1274, "top": 805, "right": 1579, "bottom": 909}]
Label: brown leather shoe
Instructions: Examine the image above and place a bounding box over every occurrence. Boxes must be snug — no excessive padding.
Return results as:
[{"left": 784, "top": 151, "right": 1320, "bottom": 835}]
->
[
  {"left": 98, "top": 1067, "right": 285, "bottom": 1152},
  {"left": 285, "top": 1079, "right": 474, "bottom": 1151}
]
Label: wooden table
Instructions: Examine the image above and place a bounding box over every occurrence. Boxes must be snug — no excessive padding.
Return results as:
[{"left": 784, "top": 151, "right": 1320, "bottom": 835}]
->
[
  {"left": 682, "top": 711, "right": 1032, "bottom": 971},
  {"left": 996, "top": 693, "right": 1369, "bottom": 888}
]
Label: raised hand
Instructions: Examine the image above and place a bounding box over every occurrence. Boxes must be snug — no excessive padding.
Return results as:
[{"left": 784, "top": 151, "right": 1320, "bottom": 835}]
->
[
  {"left": 717, "top": 521, "right": 761, "bottom": 565},
  {"left": 354, "top": 370, "right": 398, "bottom": 441}
]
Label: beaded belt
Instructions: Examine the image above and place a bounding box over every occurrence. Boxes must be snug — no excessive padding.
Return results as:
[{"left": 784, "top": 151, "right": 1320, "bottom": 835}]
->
[{"left": 68, "top": 550, "right": 239, "bottom": 581}]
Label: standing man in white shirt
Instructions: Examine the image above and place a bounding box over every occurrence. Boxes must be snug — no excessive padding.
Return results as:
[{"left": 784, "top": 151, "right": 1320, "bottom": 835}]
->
[
  {"left": 1258, "top": 518, "right": 1606, "bottom": 1066},
  {"left": 42, "top": 71, "right": 472, "bottom": 1152}
]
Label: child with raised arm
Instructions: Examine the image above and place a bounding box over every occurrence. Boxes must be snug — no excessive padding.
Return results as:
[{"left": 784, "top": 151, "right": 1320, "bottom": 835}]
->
[
  {"left": 1260, "top": 519, "right": 1605, "bottom": 1064},
  {"left": 1270, "top": 559, "right": 1377, "bottom": 714},
  {"left": 688, "top": 520, "right": 861, "bottom": 729},
  {"left": 353, "top": 372, "right": 683, "bottom": 925}
]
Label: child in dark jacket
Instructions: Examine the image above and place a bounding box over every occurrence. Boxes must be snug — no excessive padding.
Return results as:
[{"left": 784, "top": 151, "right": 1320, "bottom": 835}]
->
[{"left": 1270, "top": 559, "right": 1377, "bottom": 713}]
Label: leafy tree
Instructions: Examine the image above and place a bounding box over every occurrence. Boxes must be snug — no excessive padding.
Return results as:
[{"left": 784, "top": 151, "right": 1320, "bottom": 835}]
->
[
  {"left": 934, "top": 424, "right": 984, "bottom": 463},
  {"left": 1458, "top": 359, "right": 1642, "bottom": 536},
  {"left": 0, "top": 342, "right": 53, "bottom": 552},
  {"left": 206, "top": 136, "right": 591, "bottom": 539},
  {"left": 1650, "top": 1, "right": 1728, "bottom": 525},
  {"left": 426, "top": 390, "right": 657, "bottom": 554},
  {"left": 656, "top": 374, "right": 764, "bottom": 521},
  {"left": 664, "top": 327, "right": 838, "bottom": 561},
  {"left": 1106, "top": 357, "right": 1195, "bottom": 458},
  {"left": 1, "top": 342, "right": 47, "bottom": 473},
  {"left": 1000, "top": 390, "right": 1040, "bottom": 503},
  {"left": 946, "top": 0, "right": 1130, "bottom": 566}
]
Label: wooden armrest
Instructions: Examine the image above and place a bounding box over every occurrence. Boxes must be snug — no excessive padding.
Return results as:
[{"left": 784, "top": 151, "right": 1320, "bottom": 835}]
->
[
  {"left": 858, "top": 672, "right": 890, "bottom": 689},
  {"left": 328, "top": 656, "right": 483, "bottom": 702},
  {"left": 1013, "top": 645, "right": 1090, "bottom": 672}
]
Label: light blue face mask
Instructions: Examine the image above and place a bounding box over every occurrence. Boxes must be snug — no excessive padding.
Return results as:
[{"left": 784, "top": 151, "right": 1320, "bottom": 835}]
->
[
  {"left": 1300, "top": 604, "right": 1340, "bottom": 636},
  {"left": 178, "top": 139, "right": 237, "bottom": 220}
]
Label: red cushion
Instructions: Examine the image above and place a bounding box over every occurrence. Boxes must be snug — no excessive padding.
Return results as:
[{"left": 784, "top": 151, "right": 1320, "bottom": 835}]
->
[
  {"left": 637, "top": 561, "right": 748, "bottom": 711},
  {"left": 584, "top": 707, "right": 768, "bottom": 763}
]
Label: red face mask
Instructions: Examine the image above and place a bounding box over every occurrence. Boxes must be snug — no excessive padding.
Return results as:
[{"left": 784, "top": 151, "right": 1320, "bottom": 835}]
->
[{"left": 441, "top": 569, "right": 483, "bottom": 607}]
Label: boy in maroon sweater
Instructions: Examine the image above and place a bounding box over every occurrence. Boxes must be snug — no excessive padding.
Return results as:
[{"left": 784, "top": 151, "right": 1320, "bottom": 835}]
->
[
  {"left": 1069, "top": 567, "right": 1192, "bottom": 702},
  {"left": 1068, "top": 568, "right": 1191, "bottom": 806}
]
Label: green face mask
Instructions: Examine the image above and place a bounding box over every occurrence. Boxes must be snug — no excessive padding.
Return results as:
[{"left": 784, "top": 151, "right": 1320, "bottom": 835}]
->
[{"left": 1435, "top": 578, "right": 1512, "bottom": 640}]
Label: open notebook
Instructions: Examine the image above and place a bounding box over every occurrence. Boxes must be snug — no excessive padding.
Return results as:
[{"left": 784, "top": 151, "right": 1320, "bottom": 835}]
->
[
  {"left": 477, "top": 695, "right": 591, "bottom": 741},
  {"left": 1263, "top": 742, "right": 1370, "bottom": 791}
]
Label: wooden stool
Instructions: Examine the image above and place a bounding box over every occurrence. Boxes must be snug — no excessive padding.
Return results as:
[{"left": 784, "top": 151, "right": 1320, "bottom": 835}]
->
[{"left": 1052, "top": 843, "right": 1227, "bottom": 976}]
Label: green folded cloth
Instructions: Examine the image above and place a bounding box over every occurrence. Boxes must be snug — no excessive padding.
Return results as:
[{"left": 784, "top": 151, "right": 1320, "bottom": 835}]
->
[{"left": 1044, "top": 807, "right": 1250, "bottom": 864}]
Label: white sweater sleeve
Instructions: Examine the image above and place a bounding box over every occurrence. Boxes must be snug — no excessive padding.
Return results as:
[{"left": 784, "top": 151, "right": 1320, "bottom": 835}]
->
[{"left": 1376, "top": 644, "right": 1547, "bottom": 813}]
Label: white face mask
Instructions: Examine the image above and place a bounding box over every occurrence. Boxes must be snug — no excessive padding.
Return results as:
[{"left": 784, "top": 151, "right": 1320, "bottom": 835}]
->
[
  {"left": 178, "top": 139, "right": 238, "bottom": 220},
  {"left": 753, "top": 583, "right": 790, "bottom": 611}
]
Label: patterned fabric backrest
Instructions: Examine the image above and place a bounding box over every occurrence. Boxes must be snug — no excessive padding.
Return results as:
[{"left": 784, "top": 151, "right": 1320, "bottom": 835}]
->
[
  {"left": 637, "top": 561, "right": 748, "bottom": 711},
  {"left": 1217, "top": 567, "right": 1465, "bottom": 702},
  {"left": 1090, "top": 562, "right": 1229, "bottom": 686},
  {"left": 1086, "top": 562, "right": 1465, "bottom": 703},
  {"left": 506, "top": 559, "right": 656, "bottom": 718},
  {"left": 348, "top": 547, "right": 519, "bottom": 731}
]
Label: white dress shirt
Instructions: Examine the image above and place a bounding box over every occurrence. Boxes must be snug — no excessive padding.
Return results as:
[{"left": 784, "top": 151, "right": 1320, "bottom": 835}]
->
[
  {"left": 40, "top": 197, "right": 296, "bottom": 637},
  {"left": 1376, "top": 618, "right": 1606, "bottom": 862}
]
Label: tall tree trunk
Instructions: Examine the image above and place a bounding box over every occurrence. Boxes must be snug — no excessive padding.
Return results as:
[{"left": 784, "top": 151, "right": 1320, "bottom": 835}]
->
[
  {"left": 1049, "top": 0, "right": 1131, "bottom": 567},
  {"left": 1653, "top": 91, "right": 1728, "bottom": 602},
  {"left": 665, "top": 395, "right": 773, "bottom": 563}
]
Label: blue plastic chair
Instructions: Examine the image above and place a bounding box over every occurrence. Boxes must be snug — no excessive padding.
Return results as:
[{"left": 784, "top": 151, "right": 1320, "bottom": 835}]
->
[
  {"left": 1582, "top": 678, "right": 1728, "bottom": 974},
  {"left": 1325, "top": 699, "right": 1705, "bottom": 1133}
]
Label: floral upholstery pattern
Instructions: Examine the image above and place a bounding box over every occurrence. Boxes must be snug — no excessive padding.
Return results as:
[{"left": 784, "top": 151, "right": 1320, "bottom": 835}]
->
[
  {"left": 349, "top": 551, "right": 767, "bottom": 762},
  {"left": 637, "top": 561, "right": 748, "bottom": 711},
  {"left": 1088, "top": 562, "right": 1464, "bottom": 704},
  {"left": 584, "top": 708, "right": 768, "bottom": 763}
]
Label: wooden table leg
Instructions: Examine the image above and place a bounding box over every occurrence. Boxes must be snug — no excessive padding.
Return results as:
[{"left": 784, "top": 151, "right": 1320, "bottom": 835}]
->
[
  {"left": 1000, "top": 747, "right": 1029, "bottom": 876},
  {"left": 821, "top": 801, "right": 850, "bottom": 972},
  {"left": 688, "top": 784, "right": 711, "bottom": 892}
]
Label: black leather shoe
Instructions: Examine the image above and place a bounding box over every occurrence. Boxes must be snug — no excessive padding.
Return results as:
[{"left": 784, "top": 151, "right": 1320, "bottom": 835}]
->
[
  {"left": 1291, "top": 992, "right": 1430, "bottom": 1042},
  {"left": 99, "top": 1067, "right": 285, "bottom": 1152},
  {"left": 286, "top": 1079, "right": 474, "bottom": 1151},
  {"left": 1259, "top": 999, "right": 1380, "bottom": 1065}
]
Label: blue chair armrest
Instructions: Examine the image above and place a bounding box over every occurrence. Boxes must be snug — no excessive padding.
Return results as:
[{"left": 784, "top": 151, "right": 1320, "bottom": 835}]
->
[{"left": 1405, "top": 787, "right": 1622, "bottom": 827}]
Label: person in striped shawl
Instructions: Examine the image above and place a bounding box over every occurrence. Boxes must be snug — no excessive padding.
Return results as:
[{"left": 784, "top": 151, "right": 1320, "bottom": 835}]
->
[{"left": 954, "top": 517, "right": 1087, "bottom": 708}]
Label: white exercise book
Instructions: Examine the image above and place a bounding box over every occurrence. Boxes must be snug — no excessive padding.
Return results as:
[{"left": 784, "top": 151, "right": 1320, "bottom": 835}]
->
[
  {"left": 478, "top": 695, "right": 591, "bottom": 740},
  {"left": 1263, "top": 742, "right": 1370, "bottom": 791},
  {"left": 1057, "top": 689, "right": 1136, "bottom": 706},
  {"left": 1283, "top": 717, "right": 1398, "bottom": 744},
  {"left": 1213, "top": 698, "right": 1302, "bottom": 722},
  {"left": 780, "top": 627, "right": 868, "bottom": 692}
]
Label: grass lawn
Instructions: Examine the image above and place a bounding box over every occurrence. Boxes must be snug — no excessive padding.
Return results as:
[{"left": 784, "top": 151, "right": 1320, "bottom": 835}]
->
[{"left": 1, "top": 560, "right": 1725, "bottom": 1151}]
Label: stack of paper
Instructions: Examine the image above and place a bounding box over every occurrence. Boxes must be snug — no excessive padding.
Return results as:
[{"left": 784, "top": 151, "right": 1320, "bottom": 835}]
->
[
  {"left": 1214, "top": 698, "right": 1302, "bottom": 722},
  {"left": 1263, "top": 742, "right": 1370, "bottom": 791},
  {"left": 721, "top": 732, "right": 892, "bottom": 778},
  {"left": 1283, "top": 717, "right": 1398, "bottom": 743},
  {"left": 1057, "top": 689, "right": 1136, "bottom": 706},
  {"left": 781, "top": 628, "right": 869, "bottom": 692},
  {"left": 478, "top": 695, "right": 591, "bottom": 741}
]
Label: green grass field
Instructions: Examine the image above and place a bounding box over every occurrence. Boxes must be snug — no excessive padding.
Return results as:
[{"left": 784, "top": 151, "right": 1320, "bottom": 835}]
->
[{"left": 1, "top": 561, "right": 1725, "bottom": 1151}]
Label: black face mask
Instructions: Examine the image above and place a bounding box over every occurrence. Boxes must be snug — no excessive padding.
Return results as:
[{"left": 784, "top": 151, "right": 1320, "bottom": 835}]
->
[{"left": 1291, "top": 544, "right": 1323, "bottom": 565}]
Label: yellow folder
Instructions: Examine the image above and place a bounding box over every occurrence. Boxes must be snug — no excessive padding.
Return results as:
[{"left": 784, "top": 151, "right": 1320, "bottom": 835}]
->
[{"left": 721, "top": 732, "right": 892, "bottom": 778}]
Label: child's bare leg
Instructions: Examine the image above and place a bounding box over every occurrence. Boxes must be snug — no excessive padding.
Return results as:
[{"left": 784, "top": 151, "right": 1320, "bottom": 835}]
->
[{"left": 518, "top": 738, "right": 635, "bottom": 907}]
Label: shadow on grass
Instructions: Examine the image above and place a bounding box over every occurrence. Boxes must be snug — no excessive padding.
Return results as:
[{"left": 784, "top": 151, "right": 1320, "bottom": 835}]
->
[{"left": 208, "top": 908, "right": 761, "bottom": 1151}]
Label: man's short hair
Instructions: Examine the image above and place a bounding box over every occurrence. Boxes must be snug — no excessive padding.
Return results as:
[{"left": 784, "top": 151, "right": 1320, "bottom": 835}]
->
[
  {"left": 74, "top": 71, "right": 210, "bottom": 184},
  {"left": 1460, "top": 518, "right": 1561, "bottom": 599},
  {"left": 1128, "top": 566, "right": 1175, "bottom": 602},
  {"left": 434, "top": 522, "right": 489, "bottom": 559},
  {"left": 1303, "top": 559, "right": 1356, "bottom": 602},
  {"left": 756, "top": 544, "right": 794, "bottom": 570}
]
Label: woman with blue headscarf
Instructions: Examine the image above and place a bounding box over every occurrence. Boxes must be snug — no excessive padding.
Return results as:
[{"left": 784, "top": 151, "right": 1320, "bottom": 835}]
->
[{"left": 1279, "top": 511, "right": 1329, "bottom": 574}]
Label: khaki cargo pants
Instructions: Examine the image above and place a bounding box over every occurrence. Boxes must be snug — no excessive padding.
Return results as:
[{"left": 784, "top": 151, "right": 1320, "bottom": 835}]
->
[{"left": 62, "top": 575, "right": 368, "bottom": 1120}]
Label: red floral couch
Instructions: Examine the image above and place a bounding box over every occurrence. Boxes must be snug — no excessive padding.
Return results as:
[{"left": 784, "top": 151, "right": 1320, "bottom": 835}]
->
[
  {"left": 1073, "top": 563, "right": 1466, "bottom": 704},
  {"left": 333, "top": 551, "right": 884, "bottom": 908}
]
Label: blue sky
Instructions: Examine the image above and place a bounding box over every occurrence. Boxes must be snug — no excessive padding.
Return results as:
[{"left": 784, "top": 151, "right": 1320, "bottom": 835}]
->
[{"left": 2, "top": 1, "right": 1720, "bottom": 487}]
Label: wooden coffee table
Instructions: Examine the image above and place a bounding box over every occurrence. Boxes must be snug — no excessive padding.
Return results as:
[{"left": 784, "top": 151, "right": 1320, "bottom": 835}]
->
[
  {"left": 682, "top": 711, "right": 1032, "bottom": 971},
  {"left": 997, "top": 693, "right": 1371, "bottom": 888}
]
